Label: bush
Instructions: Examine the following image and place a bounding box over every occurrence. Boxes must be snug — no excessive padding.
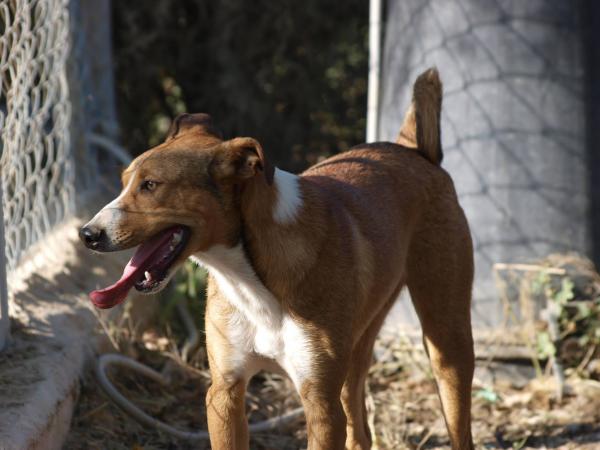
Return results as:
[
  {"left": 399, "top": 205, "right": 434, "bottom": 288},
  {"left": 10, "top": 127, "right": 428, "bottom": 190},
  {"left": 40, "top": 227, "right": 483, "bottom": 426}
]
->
[{"left": 112, "top": 0, "right": 368, "bottom": 171}]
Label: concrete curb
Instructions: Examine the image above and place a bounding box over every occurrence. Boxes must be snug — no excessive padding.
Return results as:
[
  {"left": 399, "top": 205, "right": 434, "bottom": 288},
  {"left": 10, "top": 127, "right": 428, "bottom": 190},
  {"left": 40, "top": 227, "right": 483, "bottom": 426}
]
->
[{"left": 0, "top": 218, "right": 138, "bottom": 450}]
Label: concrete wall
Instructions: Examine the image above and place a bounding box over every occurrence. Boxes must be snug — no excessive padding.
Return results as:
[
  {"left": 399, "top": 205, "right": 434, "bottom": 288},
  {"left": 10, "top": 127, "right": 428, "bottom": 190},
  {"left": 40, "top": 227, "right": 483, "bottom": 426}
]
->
[{"left": 379, "top": 0, "right": 594, "bottom": 327}]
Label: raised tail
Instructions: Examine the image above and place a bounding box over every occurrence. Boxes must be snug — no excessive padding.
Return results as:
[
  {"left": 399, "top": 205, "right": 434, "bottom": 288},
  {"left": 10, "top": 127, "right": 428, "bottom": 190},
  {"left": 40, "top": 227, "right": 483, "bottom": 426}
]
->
[{"left": 396, "top": 67, "right": 443, "bottom": 165}]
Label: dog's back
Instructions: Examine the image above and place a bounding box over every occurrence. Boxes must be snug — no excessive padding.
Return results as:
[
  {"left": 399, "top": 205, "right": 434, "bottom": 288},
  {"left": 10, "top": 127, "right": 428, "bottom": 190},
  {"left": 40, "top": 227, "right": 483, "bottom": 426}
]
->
[
  {"left": 300, "top": 67, "right": 460, "bottom": 301},
  {"left": 302, "top": 67, "right": 448, "bottom": 223}
]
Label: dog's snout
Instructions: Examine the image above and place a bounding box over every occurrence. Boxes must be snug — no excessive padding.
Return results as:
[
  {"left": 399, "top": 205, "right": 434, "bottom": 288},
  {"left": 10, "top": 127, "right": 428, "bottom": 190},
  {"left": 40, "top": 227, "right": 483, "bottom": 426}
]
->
[{"left": 79, "top": 225, "right": 104, "bottom": 249}]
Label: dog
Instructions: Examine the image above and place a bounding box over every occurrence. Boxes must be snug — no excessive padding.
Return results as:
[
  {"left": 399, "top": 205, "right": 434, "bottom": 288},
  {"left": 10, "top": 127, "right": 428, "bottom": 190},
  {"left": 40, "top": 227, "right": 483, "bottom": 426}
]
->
[{"left": 80, "top": 68, "right": 475, "bottom": 450}]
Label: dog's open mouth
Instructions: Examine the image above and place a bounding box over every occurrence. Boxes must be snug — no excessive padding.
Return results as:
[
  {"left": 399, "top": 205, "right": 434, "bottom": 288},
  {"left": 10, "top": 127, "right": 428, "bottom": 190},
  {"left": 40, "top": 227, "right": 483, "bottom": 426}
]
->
[{"left": 89, "top": 226, "right": 190, "bottom": 309}]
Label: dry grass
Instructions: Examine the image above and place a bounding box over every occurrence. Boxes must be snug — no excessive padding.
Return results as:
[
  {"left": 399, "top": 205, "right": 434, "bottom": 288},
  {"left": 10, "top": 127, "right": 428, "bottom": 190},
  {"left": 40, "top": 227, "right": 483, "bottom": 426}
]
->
[
  {"left": 67, "top": 253, "right": 600, "bottom": 448},
  {"left": 368, "top": 338, "right": 600, "bottom": 449},
  {"left": 65, "top": 325, "right": 600, "bottom": 450}
]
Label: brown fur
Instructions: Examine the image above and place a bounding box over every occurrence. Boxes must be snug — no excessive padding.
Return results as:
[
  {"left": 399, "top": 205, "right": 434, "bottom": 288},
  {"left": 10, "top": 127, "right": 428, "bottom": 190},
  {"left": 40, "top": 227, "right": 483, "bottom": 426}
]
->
[
  {"left": 397, "top": 67, "right": 444, "bottom": 165},
  {"left": 84, "top": 68, "right": 474, "bottom": 449}
]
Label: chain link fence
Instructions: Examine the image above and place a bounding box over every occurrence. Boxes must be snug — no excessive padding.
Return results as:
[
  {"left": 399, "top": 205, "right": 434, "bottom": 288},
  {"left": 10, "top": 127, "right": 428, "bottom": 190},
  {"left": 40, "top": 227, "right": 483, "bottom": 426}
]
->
[
  {"left": 0, "top": 0, "right": 74, "bottom": 270},
  {"left": 0, "top": 0, "right": 118, "bottom": 350}
]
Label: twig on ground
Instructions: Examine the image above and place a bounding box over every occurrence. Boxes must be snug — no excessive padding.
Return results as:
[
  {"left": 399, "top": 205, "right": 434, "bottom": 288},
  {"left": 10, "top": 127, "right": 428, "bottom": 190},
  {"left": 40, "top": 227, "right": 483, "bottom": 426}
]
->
[
  {"left": 90, "top": 307, "right": 121, "bottom": 352},
  {"left": 493, "top": 263, "right": 566, "bottom": 275},
  {"left": 416, "top": 427, "right": 434, "bottom": 450}
]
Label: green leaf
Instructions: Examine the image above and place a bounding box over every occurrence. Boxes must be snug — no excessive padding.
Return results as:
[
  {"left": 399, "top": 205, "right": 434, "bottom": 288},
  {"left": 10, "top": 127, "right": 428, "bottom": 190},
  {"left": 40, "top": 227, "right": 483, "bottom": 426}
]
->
[
  {"left": 579, "top": 334, "right": 590, "bottom": 347},
  {"left": 575, "top": 302, "right": 591, "bottom": 320},
  {"left": 532, "top": 271, "right": 550, "bottom": 295},
  {"left": 536, "top": 331, "right": 556, "bottom": 358},
  {"left": 553, "top": 278, "right": 574, "bottom": 306},
  {"left": 513, "top": 436, "right": 529, "bottom": 450},
  {"left": 475, "top": 387, "right": 499, "bottom": 403}
]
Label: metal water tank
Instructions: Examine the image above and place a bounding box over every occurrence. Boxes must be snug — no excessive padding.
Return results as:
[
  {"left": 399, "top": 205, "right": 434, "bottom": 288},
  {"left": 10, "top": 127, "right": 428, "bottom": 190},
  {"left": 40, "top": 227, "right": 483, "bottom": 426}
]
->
[{"left": 379, "top": 0, "right": 591, "bottom": 327}]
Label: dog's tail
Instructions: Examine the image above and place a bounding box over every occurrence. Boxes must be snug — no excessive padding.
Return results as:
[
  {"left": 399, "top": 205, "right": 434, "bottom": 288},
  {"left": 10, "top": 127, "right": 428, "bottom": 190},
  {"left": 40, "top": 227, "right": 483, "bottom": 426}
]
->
[{"left": 396, "top": 67, "right": 443, "bottom": 165}]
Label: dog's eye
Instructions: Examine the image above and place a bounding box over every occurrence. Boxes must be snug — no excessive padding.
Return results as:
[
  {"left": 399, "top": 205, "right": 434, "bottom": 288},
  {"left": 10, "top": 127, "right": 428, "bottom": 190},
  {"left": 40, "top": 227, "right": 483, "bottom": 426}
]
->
[{"left": 140, "top": 180, "right": 158, "bottom": 191}]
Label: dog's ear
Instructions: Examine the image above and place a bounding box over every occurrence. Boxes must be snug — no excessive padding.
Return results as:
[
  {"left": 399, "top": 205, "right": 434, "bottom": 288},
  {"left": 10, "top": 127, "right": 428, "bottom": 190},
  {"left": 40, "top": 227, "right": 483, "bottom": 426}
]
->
[
  {"left": 211, "top": 137, "right": 274, "bottom": 185},
  {"left": 166, "top": 113, "right": 223, "bottom": 141}
]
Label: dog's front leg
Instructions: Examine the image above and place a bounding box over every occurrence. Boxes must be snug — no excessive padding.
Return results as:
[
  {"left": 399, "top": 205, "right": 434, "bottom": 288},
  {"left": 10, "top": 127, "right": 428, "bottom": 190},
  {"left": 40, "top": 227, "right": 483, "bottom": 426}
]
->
[
  {"left": 206, "top": 376, "right": 248, "bottom": 450},
  {"left": 205, "top": 298, "right": 252, "bottom": 450},
  {"left": 300, "top": 376, "right": 348, "bottom": 450}
]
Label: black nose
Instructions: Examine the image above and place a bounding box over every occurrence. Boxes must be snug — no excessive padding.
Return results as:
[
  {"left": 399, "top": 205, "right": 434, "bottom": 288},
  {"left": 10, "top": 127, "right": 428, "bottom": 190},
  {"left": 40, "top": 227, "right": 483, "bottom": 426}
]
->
[{"left": 79, "top": 225, "right": 103, "bottom": 249}]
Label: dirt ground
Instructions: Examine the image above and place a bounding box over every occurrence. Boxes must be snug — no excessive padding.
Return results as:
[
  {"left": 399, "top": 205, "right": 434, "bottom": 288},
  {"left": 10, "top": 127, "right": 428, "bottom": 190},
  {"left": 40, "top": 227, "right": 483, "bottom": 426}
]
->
[{"left": 64, "top": 328, "right": 600, "bottom": 450}]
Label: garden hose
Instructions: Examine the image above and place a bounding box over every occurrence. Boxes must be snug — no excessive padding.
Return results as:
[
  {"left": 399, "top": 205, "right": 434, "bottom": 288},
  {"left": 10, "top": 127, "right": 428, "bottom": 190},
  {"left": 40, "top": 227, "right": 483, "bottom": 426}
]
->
[{"left": 95, "top": 352, "right": 304, "bottom": 441}]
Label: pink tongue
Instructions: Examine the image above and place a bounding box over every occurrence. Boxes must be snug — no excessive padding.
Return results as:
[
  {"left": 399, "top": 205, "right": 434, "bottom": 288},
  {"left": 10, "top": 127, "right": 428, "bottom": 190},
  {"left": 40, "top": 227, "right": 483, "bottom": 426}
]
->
[{"left": 89, "top": 228, "right": 178, "bottom": 309}]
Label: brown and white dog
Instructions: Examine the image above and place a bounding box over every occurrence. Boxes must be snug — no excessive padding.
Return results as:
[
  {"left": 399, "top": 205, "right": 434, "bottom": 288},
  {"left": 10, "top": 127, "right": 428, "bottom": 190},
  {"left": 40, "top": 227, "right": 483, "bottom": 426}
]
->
[{"left": 80, "top": 68, "right": 474, "bottom": 449}]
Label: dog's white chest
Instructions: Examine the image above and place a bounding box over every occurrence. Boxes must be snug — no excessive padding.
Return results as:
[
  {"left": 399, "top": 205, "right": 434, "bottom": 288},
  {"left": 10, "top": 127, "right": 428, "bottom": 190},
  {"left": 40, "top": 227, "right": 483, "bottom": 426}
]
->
[
  {"left": 254, "top": 323, "right": 282, "bottom": 359},
  {"left": 192, "top": 245, "right": 312, "bottom": 388},
  {"left": 252, "top": 316, "right": 311, "bottom": 386}
]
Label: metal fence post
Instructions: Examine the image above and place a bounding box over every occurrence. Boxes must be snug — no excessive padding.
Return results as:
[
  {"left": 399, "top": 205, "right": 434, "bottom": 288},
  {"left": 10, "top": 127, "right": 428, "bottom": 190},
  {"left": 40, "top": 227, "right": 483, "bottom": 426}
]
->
[{"left": 0, "top": 182, "right": 10, "bottom": 352}]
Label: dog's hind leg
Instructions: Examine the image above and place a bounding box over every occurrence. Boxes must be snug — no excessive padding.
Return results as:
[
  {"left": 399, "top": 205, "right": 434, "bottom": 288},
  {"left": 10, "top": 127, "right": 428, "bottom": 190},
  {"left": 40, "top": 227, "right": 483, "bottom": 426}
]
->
[
  {"left": 341, "top": 295, "right": 397, "bottom": 450},
  {"left": 299, "top": 362, "right": 348, "bottom": 450},
  {"left": 406, "top": 202, "right": 475, "bottom": 450},
  {"left": 341, "top": 355, "right": 370, "bottom": 450}
]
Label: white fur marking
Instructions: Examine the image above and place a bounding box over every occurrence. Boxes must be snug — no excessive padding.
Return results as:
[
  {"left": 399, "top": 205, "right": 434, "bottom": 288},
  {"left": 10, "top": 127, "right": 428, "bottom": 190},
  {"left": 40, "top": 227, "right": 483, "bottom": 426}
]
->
[
  {"left": 225, "top": 308, "right": 256, "bottom": 378},
  {"left": 273, "top": 168, "right": 302, "bottom": 224},
  {"left": 281, "top": 316, "right": 313, "bottom": 388},
  {"left": 192, "top": 245, "right": 282, "bottom": 329},
  {"left": 85, "top": 175, "right": 136, "bottom": 239},
  {"left": 104, "top": 174, "right": 136, "bottom": 211},
  {"left": 192, "top": 245, "right": 313, "bottom": 388}
]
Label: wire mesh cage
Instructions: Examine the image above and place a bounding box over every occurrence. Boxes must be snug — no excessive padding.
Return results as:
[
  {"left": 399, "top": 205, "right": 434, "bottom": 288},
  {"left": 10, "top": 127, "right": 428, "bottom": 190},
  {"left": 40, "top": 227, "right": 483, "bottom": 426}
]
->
[
  {"left": 0, "top": 0, "right": 74, "bottom": 270},
  {"left": 0, "top": 0, "right": 119, "bottom": 351}
]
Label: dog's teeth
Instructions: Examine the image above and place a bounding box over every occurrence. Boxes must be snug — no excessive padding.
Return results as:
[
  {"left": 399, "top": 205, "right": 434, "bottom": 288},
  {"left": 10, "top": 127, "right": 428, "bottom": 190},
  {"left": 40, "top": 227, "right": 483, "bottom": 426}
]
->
[
  {"left": 172, "top": 232, "right": 182, "bottom": 244},
  {"left": 144, "top": 271, "right": 151, "bottom": 281}
]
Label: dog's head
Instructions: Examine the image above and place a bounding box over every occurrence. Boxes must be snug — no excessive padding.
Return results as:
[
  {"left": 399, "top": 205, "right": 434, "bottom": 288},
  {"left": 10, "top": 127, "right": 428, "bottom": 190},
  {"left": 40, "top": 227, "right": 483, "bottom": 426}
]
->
[{"left": 80, "top": 113, "right": 273, "bottom": 308}]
